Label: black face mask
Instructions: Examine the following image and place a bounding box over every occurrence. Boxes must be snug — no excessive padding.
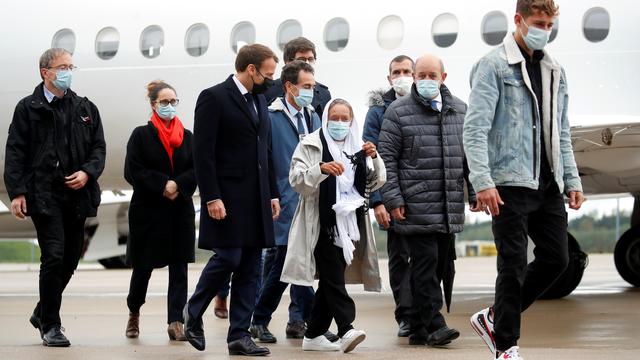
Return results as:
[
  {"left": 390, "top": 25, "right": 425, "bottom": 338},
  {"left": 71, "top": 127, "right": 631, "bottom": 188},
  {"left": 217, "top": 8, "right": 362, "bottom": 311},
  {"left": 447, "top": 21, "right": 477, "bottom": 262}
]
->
[{"left": 252, "top": 69, "right": 274, "bottom": 95}]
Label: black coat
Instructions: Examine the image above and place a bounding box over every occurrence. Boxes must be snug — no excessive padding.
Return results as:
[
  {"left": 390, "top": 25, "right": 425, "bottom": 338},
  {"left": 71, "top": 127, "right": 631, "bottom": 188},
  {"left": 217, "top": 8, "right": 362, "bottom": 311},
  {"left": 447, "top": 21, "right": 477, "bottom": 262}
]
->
[
  {"left": 264, "top": 78, "right": 332, "bottom": 117},
  {"left": 193, "top": 75, "right": 279, "bottom": 249},
  {"left": 379, "top": 84, "right": 476, "bottom": 235},
  {"left": 4, "top": 83, "right": 105, "bottom": 217},
  {"left": 124, "top": 123, "right": 196, "bottom": 268}
]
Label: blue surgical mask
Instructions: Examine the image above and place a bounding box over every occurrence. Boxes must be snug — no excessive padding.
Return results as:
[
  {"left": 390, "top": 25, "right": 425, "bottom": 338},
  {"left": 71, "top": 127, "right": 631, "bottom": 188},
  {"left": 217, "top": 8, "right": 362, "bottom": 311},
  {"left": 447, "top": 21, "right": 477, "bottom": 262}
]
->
[
  {"left": 53, "top": 70, "right": 72, "bottom": 91},
  {"left": 294, "top": 88, "right": 314, "bottom": 108},
  {"left": 327, "top": 120, "right": 351, "bottom": 141},
  {"left": 156, "top": 104, "right": 176, "bottom": 120},
  {"left": 521, "top": 21, "right": 551, "bottom": 51},
  {"left": 416, "top": 79, "right": 440, "bottom": 99}
]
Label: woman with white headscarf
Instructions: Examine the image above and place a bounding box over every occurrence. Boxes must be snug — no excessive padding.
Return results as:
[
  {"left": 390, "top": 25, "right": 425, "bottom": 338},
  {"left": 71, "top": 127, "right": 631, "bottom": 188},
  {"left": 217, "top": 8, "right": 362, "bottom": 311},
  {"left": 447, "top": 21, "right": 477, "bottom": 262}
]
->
[{"left": 281, "top": 98, "right": 386, "bottom": 353}]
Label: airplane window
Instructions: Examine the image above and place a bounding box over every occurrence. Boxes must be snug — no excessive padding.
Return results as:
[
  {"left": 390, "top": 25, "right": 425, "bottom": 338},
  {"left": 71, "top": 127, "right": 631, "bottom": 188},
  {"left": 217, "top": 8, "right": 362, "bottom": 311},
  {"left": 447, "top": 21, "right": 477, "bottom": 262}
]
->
[
  {"left": 324, "top": 17, "right": 349, "bottom": 52},
  {"left": 52, "top": 29, "right": 76, "bottom": 54},
  {"left": 277, "top": 20, "right": 302, "bottom": 51},
  {"left": 481, "top": 11, "right": 508, "bottom": 46},
  {"left": 185, "top": 23, "right": 210, "bottom": 57},
  {"left": 583, "top": 7, "right": 610, "bottom": 42},
  {"left": 432, "top": 13, "right": 459, "bottom": 48},
  {"left": 231, "top": 21, "right": 256, "bottom": 53},
  {"left": 549, "top": 19, "right": 559, "bottom": 43},
  {"left": 377, "top": 15, "right": 404, "bottom": 50},
  {"left": 140, "top": 25, "right": 164, "bottom": 58},
  {"left": 95, "top": 27, "right": 119, "bottom": 60}
]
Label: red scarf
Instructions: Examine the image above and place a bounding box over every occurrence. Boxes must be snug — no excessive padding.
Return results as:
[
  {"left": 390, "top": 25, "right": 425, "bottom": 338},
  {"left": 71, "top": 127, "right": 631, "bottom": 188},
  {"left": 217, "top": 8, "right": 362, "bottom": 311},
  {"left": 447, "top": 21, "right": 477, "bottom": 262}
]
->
[{"left": 150, "top": 112, "right": 184, "bottom": 169}]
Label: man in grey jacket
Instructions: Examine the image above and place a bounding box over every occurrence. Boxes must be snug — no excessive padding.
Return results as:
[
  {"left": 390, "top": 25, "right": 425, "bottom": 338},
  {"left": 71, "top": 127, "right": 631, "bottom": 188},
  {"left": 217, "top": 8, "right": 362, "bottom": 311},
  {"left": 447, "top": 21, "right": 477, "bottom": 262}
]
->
[
  {"left": 464, "top": 1, "right": 584, "bottom": 359},
  {"left": 379, "top": 53, "right": 478, "bottom": 347}
]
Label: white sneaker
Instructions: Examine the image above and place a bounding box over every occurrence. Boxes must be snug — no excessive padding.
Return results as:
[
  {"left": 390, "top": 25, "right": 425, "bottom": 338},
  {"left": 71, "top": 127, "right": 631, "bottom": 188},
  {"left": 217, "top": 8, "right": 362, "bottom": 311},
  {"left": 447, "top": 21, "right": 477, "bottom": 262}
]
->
[
  {"left": 302, "top": 335, "right": 340, "bottom": 351},
  {"left": 340, "top": 329, "right": 366, "bottom": 353},
  {"left": 470, "top": 307, "right": 496, "bottom": 355},
  {"left": 497, "top": 346, "right": 524, "bottom": 360}
]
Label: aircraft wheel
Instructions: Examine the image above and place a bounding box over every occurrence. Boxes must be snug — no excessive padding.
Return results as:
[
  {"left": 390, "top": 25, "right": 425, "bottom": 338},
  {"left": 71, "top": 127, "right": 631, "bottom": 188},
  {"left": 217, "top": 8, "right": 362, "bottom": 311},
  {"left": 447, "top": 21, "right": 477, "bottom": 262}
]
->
[
  {"left": 539, "top": 233, "right": 588, "bottom": 299},
  {"left": 614, "top": 226, "right": 640, "bottom": 287}
]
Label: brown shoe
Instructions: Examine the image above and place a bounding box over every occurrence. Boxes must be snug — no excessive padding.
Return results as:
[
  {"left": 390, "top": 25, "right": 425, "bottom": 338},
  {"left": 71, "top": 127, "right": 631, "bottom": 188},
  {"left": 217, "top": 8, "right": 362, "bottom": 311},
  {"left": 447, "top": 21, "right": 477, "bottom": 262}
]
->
[
  {"left": 168, "top": 321, "right": 187, "bottom": 341},
  {"left": 213, "top": 296, "right": 228, "bottom": 319},
  {"left": 126, "top": 312, "right": 139, "bottom": 338}
]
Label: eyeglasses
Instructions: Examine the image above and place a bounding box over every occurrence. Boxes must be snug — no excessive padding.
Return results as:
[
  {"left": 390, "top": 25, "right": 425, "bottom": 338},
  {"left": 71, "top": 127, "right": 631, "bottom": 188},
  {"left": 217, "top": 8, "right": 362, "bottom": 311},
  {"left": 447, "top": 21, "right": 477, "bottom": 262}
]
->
[
  {"left": 293, "top": 57, "right": 316, "bottom": 65},
  {"left": 157, "top": 99, "right": 179, "bottom": 107},
  {"left": 47, "top": 65, "right": 77, "bottom": 72}
]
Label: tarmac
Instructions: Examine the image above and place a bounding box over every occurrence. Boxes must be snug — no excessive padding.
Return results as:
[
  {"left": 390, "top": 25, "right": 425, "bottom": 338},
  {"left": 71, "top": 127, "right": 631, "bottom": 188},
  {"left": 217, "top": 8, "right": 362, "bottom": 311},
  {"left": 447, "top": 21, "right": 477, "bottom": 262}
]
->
[{"left": 0, "top": 254, "right": 638, "bottom": 360}]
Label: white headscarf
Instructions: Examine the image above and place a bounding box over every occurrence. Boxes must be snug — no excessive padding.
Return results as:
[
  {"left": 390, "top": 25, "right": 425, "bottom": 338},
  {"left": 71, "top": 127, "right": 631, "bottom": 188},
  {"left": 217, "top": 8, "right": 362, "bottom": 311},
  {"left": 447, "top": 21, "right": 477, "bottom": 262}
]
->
[{"left": 321, "top": 98, "right": 372, "bottom": 265}]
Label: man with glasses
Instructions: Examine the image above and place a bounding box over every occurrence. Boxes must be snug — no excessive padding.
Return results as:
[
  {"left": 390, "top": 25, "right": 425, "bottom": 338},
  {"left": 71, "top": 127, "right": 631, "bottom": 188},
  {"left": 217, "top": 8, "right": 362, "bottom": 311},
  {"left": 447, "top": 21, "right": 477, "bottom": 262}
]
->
[
  {"left": 4, "top": 48, "right": 106, "bottom": 347},
  {"left": 264, "top": 37, "right": 332, "bottom": 117}
]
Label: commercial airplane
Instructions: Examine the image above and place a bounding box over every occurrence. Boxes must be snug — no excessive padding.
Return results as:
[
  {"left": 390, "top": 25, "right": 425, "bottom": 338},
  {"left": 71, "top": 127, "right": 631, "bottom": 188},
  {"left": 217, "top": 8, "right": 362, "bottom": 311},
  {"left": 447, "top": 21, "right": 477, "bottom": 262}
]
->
[{"left": 1, "top": 0, "right": 638, "bottom": 295}]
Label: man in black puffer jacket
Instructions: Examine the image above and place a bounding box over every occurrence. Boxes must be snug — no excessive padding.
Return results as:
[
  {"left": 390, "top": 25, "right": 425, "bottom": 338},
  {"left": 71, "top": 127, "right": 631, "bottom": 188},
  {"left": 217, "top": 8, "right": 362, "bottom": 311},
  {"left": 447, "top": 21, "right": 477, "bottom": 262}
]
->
[{"left": 379, "top": 54, "right": 478, "bottom": 348}]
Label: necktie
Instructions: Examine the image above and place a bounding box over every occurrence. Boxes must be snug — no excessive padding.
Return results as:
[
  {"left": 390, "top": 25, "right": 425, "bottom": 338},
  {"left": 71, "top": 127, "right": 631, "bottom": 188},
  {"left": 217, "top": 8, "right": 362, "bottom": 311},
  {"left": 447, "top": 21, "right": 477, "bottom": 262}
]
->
[
  {"left": 243, "top": 93, "right": 259, "bottom": 125},
  {"left": 295, "top": 112, "right": 306, "bottom": 135},
  {"left": 430, "top": 99, "right": 440, "bottom": 112}
]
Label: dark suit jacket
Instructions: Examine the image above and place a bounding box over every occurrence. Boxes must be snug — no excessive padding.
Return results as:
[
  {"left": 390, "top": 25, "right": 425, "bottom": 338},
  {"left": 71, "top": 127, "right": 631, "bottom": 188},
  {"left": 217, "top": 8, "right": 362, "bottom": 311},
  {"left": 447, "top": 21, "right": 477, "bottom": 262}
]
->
[
  {"left": 124, "top": 123, "right": 196, "bottom": 268},
  {"left": 264, "top": 78, "right": 332, "bottom": 117},
  {"left": 193, "top": 75, "right": 279, "bottom": 249}
]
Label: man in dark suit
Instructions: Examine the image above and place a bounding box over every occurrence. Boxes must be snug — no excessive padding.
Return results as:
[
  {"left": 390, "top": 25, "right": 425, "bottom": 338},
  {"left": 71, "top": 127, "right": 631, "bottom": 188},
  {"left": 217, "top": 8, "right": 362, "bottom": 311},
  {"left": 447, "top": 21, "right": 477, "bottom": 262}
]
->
[
  {"left": 264, "top": 37, "right": 332, "bottom": 117},
  {"left": 185, "top": 44, "right": 281, "bottom": 356}
]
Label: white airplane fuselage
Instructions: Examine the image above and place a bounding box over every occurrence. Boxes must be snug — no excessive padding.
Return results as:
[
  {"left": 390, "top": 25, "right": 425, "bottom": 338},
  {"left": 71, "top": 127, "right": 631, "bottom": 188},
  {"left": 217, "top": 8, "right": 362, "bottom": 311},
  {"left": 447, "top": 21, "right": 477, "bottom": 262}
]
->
[{"left": 1, "top": 0, "right": 639, "bottom": 270}]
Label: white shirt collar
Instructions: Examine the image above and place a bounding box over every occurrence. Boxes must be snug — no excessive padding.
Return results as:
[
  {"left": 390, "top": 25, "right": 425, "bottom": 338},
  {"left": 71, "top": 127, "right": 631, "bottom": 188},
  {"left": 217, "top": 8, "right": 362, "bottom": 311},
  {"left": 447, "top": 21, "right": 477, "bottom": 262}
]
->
[
  {"left": 284, "top": 97, "right": 308, "bottom": 133},
  {"left": 233, "top": 75, "right": 249, "bottom": 96},
  {"left": 43, "top": 84, "right": 64, "bottom": 103},
  {"left": 432, "top": 93, "right": 443, "bottom": 111},
  {"left": 285, "top": 98, "right": 301, "bottom": 118}
]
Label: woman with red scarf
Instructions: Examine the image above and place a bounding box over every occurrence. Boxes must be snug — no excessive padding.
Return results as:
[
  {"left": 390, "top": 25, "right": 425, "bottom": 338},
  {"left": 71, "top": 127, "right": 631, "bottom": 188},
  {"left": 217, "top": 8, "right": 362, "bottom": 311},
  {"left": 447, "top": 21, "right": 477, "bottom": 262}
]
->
[{"left": 123, "top": 81, "right": 197, "bottom": 341}]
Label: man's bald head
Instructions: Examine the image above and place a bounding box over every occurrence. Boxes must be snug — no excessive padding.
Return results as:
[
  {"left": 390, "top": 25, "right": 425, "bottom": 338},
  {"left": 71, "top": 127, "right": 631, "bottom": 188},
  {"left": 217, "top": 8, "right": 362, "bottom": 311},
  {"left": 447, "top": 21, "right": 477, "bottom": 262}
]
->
[{"left": 414, "top": 54, "right": 445, "bottom": 77}]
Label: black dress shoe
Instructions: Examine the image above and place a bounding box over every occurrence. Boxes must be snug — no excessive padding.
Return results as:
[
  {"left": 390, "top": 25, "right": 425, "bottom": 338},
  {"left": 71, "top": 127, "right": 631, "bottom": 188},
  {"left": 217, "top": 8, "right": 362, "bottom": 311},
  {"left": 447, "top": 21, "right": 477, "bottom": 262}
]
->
[
  {"left": 408, "top": 328, "right": 427, "bottom": 345},
  {"left": 183, "top": 305, "right": 205, "bottom": 351},
  {"left": 324, "top": 330, "right": 339, "bottom": 343},
  {"left": 250, "top": 324, "right": 277, "bottom": 343},
  {"left": 30, "top": 312, "right": 43, "bottom": 339},
  {"left": 427, "top": 326, "right": 460, "bottom": 346},
  {"left": 397, "top": 320, "right": 411, "bottom": 337},
  {"left": 228, "top": 336, "right": 270, "bottom": 356},
  {"left": 285, "top": 321, "right": 305, "bottom": 339},
  {"left": 42, "top": 326, "right": 70, "bottom": 347}
]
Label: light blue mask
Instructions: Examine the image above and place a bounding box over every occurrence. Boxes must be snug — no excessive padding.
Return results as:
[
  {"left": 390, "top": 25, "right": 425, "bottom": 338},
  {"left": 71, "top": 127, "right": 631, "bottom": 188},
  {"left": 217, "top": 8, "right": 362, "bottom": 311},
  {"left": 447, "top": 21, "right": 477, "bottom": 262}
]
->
[
  {"left": 521, "top": 21, "right": 551, "bottom": 50},
  {"left": 53, "top": 70, "right": 72, "bottom": 91},
  {"left": 327, "top": 121, "right": 351, "bottom": 141},
  {"left": 294, "top": 88, "right": 314, "bottom": 108},
  {"left": 156, "top": 104, "right": 176, "bottom": 120},
  {"left": 416, "top": 79, "right": 440, "bottom": 99}
]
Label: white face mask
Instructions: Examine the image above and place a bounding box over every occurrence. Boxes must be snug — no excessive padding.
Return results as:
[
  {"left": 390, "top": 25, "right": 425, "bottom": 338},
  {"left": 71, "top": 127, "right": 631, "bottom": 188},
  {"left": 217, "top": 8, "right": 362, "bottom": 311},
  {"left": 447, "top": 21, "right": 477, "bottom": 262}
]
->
[{"left": 392, "top": 76, "right": 414, "bottom": 97}]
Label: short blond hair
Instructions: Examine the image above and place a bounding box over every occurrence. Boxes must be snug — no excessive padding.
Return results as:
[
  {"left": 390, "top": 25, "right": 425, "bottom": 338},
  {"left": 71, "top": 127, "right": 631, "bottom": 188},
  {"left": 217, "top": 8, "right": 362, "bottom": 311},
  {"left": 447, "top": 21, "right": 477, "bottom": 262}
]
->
[{"left": 516, "top": 0, "right": 559, "bottom": 18}]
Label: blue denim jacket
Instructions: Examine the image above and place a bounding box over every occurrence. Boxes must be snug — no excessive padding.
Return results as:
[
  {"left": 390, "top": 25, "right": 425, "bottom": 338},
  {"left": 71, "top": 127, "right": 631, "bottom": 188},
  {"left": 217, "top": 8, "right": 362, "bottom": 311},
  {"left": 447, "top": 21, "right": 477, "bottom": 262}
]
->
[{"left": 463, "top": 33, "right": 582, "bottom": 194}]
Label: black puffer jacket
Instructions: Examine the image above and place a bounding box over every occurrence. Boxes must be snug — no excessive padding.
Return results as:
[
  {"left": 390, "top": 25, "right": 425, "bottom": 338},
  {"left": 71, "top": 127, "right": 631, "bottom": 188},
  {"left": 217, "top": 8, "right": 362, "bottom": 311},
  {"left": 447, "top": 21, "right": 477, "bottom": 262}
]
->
[
  {"left": 379, "top": 84, "right": 475, "bottom": 235},
  {"left": 4, "top": 83, "right": 106, "bottom": 217}
]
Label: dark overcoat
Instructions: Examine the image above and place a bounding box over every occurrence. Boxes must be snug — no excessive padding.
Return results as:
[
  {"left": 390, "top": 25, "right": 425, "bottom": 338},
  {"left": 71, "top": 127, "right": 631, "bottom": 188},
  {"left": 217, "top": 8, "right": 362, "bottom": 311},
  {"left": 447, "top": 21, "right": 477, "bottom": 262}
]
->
[
  {"left": 193, "top": 75, "right": 279, "bottom": 249},
  {"left": 124, "top": 123, "right": 196, "bottom": 268}
]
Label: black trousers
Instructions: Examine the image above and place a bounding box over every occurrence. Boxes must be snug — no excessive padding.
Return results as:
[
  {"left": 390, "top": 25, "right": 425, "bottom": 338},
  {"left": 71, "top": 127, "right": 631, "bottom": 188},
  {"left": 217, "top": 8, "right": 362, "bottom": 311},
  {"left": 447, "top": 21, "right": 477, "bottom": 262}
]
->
[
  {"left": 405, "top": 233, "right": 452, "bottom": 335},
  {"left": 31, "top": 205, "right": 86, "bottom": 332},
  {"left": 187, "top": 247, "right": 261, "bottom": 342},
  {"left": 127, "top": 263, "right": 188, "bottom": 324},
  {"left": 386, "top": 229, "right": 413, "bottom": 323},
  {"left": 305, "top": 231, "right": 355, "bottom": 338},
  {"left": 492, "top": 183, "right": 569, "bottom": 351}
]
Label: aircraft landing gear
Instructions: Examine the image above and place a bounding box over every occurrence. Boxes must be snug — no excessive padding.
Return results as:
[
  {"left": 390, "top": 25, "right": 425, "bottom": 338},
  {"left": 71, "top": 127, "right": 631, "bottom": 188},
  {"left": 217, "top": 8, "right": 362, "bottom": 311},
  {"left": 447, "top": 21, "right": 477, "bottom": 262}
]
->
[{"left": 614, "top": 225, "right": 640, "bottom": 287}]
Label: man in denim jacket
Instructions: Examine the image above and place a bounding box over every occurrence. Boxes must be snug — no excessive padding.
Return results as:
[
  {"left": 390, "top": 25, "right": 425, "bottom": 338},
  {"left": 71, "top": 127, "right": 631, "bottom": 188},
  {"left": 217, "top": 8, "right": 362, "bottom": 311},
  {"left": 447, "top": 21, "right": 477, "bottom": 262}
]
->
[{"left": 463, "top": 1, "right": 585, "bottom": 359}]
